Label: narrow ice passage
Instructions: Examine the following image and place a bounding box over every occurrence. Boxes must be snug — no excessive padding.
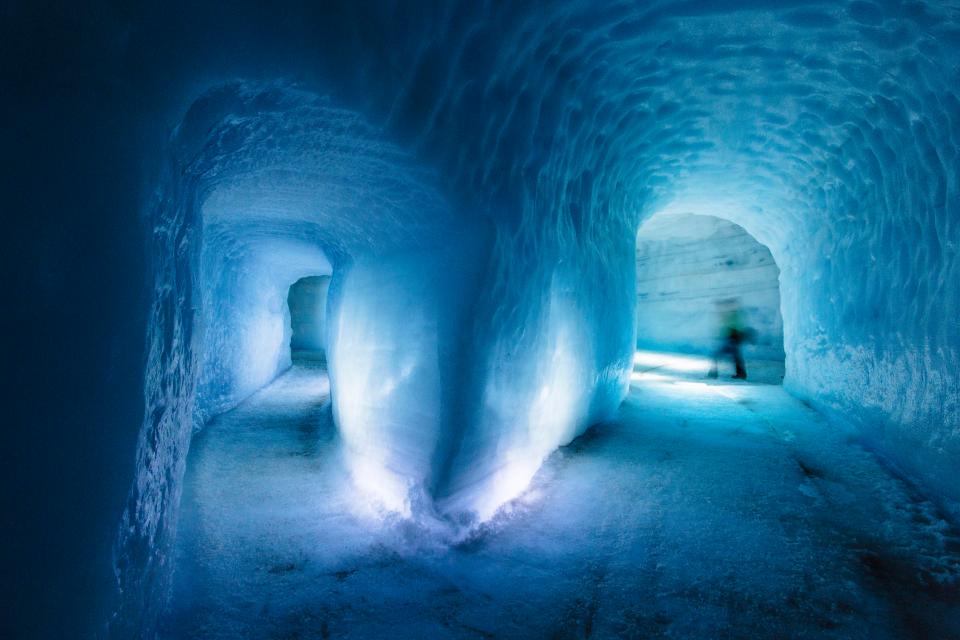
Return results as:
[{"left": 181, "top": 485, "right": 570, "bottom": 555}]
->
[
  {"left": 95, "top": 7, "right": 960, "bottom": 632},
  {"left": 165, "top": 356, "right": 960, "bottom": 639},
  {"left": 8, "top": 2, "right": 960, "bottom": 637}
]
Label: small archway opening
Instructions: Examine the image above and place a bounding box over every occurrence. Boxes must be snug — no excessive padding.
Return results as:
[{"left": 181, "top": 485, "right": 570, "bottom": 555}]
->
[
  {"left": 287, "top": 275, "right": 331, "bottom": 366},
  {"left": 634, "top": 213, "right": 785, "bottom": 384}
]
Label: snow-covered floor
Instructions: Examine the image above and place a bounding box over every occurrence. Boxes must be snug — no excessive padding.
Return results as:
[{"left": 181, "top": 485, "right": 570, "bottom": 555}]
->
[{"left": 164, "top": 354, "right": 960, "bottom": 639}]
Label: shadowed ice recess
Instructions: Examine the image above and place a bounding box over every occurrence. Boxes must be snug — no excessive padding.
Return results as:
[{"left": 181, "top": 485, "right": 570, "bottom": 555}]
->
[{"left": 108, "top": 1, "right": 960, "bottom": 636}]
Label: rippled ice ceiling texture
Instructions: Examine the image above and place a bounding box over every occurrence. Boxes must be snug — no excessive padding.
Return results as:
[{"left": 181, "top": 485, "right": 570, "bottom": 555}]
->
[{"left": 116, "top": 1, "right": 959, "bottom": 632}]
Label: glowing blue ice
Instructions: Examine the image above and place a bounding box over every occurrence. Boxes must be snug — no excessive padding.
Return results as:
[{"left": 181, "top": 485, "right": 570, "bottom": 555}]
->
[{"left": 113, "top": 3, "right": 960, "bottom": 633}]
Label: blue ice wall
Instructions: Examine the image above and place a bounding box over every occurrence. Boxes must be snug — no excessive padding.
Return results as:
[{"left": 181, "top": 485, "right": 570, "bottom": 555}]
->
[
  {"left": 6, "top": 1, "right": 960, "bottom": 636},
  {"left": 116, "top": 4, "right": 960, "bottom": 633},
  {"left": 112, "top": 83, "right": 472, "bottom": 632},
  {"left": 138, "top": 6, "right": 960, "bottom": 629},
  {"left": 327, "top": 243, "right": 490, "bottom": 517},
  {"left": 194, "top": 234, "right": 331, "bottom": 422},
  {"left": 122, "top": 78, "right": 631, "bottom": 543}
]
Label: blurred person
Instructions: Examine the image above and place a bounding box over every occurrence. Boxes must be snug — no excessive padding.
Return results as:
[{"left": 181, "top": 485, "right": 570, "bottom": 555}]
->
[{"left": 707, "top": 298, "right": 753, "bottom": 380}]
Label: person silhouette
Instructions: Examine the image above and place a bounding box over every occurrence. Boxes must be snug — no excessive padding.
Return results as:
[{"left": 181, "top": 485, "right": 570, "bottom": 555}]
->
[{"left": 707, "top": 298, "right": 750, "bottom": 380}]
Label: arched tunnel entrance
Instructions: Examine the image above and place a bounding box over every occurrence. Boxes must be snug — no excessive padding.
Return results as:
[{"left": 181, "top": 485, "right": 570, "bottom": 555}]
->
[
  {"left": 96, "top": 9, "right": 960, "bottom": 638},
  {"left": 111, "top": 77, "right": 960, "bottom": 640},
  {"left": 287, "top": 275, "right": 330, "bottom": 365},
  {"left": 633, "top": 213, "right": 786, "bottom": 385},
  {"left": 9, "top": 1, "right": 960, "bottom": 637}
]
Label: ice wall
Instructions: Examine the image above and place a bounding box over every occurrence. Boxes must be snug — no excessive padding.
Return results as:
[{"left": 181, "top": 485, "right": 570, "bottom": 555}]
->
[
  {"left": 636, "top": 213, "right": 784, "bottom": 360},
  {"left": 343, "top": 1, "right": 960, "bottom": 517},
  {"left": 195, "top": 235, "right": 331, "bottom": 422},
  {"left": 113, "top": 83, "right": 468, "bottom": 632},
  {"left": 12, "top": 1, "right": 959, "bottom": 637},
  {"left": 118, "top": 77, "right": 634, "bottom": 631},
  {"left": 398, "top": 1, "right": 958, "bottom": 509},
  {"left": 103, "top": 1, "right": 960, "bottom": 634},
  {"left": 327, "top": 244, "right": 490, "bottom": 517},
  {"left": 434, "top": 228, "right": 636, "bottom": 521}
]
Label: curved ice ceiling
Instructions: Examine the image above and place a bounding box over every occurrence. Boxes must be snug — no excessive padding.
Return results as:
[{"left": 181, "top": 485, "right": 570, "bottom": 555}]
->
[{"left": 116, "top": 1, "right": 959, "bottom": 632}]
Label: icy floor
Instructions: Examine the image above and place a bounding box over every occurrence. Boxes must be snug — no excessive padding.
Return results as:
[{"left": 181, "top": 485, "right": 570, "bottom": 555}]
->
[{"left": 164, "top": 355, "right": 960, "bottom": 639}]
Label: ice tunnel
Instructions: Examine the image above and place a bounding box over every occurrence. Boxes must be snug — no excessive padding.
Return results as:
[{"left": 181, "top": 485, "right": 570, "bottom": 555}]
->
[
  {"left": 287, "top": 276, "right": 330, "bottom": 363},
  {"left": 122, "top": 75, "right": 631, "bottom": 550},
  {"left": 5, "top": 0, "right": 960, "bottom": 637},
  {"left": 636, "top": 212, "right": 785, "bottom": 363},
  {"left": 119, "top": 3, "right": 958, "bottom": 631}
]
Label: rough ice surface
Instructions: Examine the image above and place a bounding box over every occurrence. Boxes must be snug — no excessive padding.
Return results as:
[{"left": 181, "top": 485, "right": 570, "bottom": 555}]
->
[
  {"left": 164, "top": 363, "right": 960, "bottom": 638},
  {"left": 112, "top": 2, "right": 960, "bottom": 633},
  {"left": 636, "top": 213, "right": 784, "bottom": 360}
]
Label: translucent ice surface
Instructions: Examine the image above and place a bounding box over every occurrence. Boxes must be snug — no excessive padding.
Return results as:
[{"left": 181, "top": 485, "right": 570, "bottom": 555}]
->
[
  {"left": 112, "top": 3, "right": 960, "bottom": 633},
  {"left": 164, "top": 361, "right": 960, "bottom": 639}
]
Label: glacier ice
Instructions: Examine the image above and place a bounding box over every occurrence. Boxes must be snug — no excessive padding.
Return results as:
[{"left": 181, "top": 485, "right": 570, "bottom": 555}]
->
[
  {"left": 287, "top": 275, "right": 330, "bottom": 361},
  {"left": 101, "top": 2, "right": 960, "bottom": 634},
  {"left": 636, "top": 212, "right": 785, "bottom": 361}
]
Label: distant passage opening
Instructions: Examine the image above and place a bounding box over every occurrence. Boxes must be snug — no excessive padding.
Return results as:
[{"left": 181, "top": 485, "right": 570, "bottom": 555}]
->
[
  {"left": 287, "top": 275, "right": 330, "bottom": 365},
  {"left": 635, "top": 213, "right": 784, "bottom": 384}
]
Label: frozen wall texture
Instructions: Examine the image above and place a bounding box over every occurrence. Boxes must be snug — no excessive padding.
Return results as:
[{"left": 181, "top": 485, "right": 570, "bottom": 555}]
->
[
  {"left": 5, "top": 0, "right": 959, "bottom": 637},
  {"left": 118, "top": 2, "right": 960, "bottom": 633},
  {"left": 636, "top": 213, "right": 784, "bottom": 360}
]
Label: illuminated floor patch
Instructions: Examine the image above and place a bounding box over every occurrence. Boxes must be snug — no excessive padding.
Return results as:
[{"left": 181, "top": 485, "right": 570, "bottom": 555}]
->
[
  {"left": 632, "top": 349, "right": 785, "bottom": 385},
  {"left": 164, "top": 359, "right": 960, "bottom": 639}
]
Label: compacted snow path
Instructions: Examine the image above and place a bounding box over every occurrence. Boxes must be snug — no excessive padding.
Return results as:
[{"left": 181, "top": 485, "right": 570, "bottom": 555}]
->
[{"left": 164, "top": 357, "right": 960, "bottom": 639}]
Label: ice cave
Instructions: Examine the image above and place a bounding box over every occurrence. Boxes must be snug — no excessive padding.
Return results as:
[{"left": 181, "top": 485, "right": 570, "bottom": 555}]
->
[{"left": 4, "top": 1, "right": 960, "bottom": 638}]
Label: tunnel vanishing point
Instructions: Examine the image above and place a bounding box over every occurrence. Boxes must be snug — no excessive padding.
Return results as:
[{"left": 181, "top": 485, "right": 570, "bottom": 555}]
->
[{"left": 3, "top": 1, "right": 959, "bottom": 637}]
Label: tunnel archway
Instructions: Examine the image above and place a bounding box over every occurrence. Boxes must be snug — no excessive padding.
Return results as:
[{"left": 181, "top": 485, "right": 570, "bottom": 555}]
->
[
  {"left": 634, "top": 212, "right": 785, "bottom": 383},
  {"left": 287, "top": 275, "right": 331, "bottom": 365},
  {"left": 98, "top": 5, "right": 960, "bottom": 635}
]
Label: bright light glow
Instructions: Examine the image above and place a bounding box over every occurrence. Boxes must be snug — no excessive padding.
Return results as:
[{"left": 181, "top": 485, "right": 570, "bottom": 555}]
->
[
  {"left": 472, "top": 454, "right": 544, "bottom": 523},
  {"left": 475, "top": 336, "right": 582, "bottom": 521},
  {"left": 633, "top": 350, "right": 713, "bottom": 375},
  {"left": 631, "top": 351, "right": 763, "bottom": 404},
  {"left": 436, "top": 291, "right": 593, "bottom": 522},
  {"left": 327, "top": 256, "right": 445, "bottom": 518},
  {"left": 629, "top": 371, "right": 674, "bottom": 383},
  {"left": 344, "top": 453, "right": 414, "bottom": 518},
  {"left": 330, "top": 303, "right": 423, "bottom": 517}
]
